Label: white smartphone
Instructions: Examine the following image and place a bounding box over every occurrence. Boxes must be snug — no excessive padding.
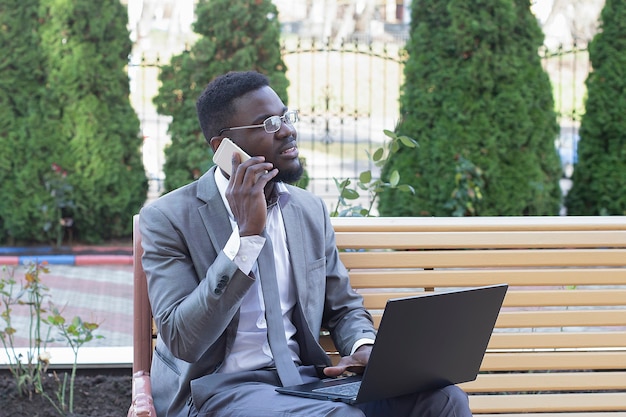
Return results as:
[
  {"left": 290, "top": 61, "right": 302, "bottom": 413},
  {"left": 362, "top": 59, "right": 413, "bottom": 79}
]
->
[{"left": 212, "top": 138, "right": 251, "bottom": 174}]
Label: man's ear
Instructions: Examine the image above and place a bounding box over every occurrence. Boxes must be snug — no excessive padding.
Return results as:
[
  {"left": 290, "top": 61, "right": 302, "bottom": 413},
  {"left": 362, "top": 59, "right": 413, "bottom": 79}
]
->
[{"left": 209, "top": 136, "right": 223, "bottom": 153}]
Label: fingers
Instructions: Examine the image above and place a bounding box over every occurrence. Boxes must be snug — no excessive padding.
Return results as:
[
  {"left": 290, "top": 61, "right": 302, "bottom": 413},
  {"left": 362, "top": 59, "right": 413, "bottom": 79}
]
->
[
  {"left": 226, "top": 155, "right": 278, "bottom": 236},
  {"left": 231, "top": 155, "right": 276, "bottom": 187},
  {"left": 322, "top": 358, "right": 367, "bottom": 378}
]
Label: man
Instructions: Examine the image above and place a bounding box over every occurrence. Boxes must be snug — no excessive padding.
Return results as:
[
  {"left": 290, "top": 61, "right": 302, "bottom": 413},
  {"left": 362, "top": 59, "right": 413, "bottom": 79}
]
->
[{"left": 139, "top": 71, "right": 472, "bottom": 417}]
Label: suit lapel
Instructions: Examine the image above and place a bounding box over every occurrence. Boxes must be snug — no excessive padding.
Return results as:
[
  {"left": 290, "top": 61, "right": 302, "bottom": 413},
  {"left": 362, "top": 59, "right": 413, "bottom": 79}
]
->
[
  {"left": 196, "top": 167, "right": 233, "bottom": 251},
  {"left": 281, "top": 202, "right": 308, "bottom": 299},
  {"left": 194, "top": 168, "right": 239, "bottom": 353},
  {"left": 282, "top": 200, "right": 332, "bottom": 365}
]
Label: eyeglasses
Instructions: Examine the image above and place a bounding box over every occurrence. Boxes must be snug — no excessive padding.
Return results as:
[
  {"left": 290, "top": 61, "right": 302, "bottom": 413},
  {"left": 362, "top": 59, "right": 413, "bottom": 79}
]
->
[{"left": 218, "top": 110, "right": 299, "bottom": 136}]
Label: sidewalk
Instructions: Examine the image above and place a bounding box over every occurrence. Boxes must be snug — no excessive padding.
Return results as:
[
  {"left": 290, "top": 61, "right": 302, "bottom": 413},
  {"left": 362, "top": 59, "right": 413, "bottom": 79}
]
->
[{"left": 1, "top": 250, "right": 134, "bottom": 368}]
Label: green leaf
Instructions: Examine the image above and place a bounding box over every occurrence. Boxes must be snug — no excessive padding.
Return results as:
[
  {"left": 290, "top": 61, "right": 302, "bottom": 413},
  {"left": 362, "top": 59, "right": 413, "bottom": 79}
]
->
[
  {"left": 383, "top": 129, "right": 397, "bottom": 139},
  {"left": 341, "top": 188, "right": 360, "bottom": 200},
  {"left": 399, "top": 135, "right": 418, "bottom": 148},
  {"left": 389, "top": 170, "right": 400, "bottom": 187},
  {"left": 372, "top": 148, "right": 384, "bottom": 162},
  {"left": 359, "top": 170, "right": 372, "bottom": 183}
]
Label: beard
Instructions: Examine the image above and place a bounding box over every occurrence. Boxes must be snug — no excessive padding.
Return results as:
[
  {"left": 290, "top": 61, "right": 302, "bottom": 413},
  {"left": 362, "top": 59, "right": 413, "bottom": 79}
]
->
[{"left": 273, "top": 162, "right": 304, "bottom": 185}]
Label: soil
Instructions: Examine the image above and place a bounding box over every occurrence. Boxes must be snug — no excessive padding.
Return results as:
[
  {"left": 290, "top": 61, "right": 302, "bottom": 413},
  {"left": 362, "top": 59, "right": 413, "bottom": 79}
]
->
[{"left": 0, "top": 370, "right": 131, "bottom": 417}]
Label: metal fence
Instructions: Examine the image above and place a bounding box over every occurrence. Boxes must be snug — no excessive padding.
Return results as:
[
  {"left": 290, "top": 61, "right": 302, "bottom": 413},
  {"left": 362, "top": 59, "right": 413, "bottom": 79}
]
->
[{"left": 129, "top": 39, "right": 590, "bottom": 208}]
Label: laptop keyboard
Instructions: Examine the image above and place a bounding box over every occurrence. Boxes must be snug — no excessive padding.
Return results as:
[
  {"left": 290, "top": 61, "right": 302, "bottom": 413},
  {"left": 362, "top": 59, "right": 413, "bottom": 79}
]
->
[{"left": 313, "top": 381, "right": 361, "bottom": 397}]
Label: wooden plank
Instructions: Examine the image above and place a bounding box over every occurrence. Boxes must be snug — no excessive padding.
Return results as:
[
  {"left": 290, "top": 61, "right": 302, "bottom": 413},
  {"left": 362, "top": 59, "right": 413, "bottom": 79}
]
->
[
  {"left": 488, "top": 331, "right": 626, "bottom": 350},
  {"left": 369, "top": 309, "right": 626, "bottom": 328},
  {"left": 339, "top": 249, "right": 626, "bottom": 269},
  {"left": 322, "top": 330, "right": 626, "bottom": 351},
  {"left": 469, "top": 392, "right": 626, "bottom": 413},
  {"left": 460, "top": 371, "right": 626, "bottom": 392},
  {"left": 360, "top": 290, "right": 626, "bottom": 309},
  {"left": 495, "top": 310, "right": 626, "bottom": 328},
  {"left": 348, "top": 269, "right": 626, "bottom": 288},
  {"left": 503, "top": 290, "right": 626, "bottom": 307},
  {"left": 320, "top": 333, "right": 626, "bottom": 356},
  {"left": 331, "top": 216, "right": 626, "bottom": 233},
  {"left": 479, "top": 351, "right": 626, "bottom": 371},
  {"left": 335, "top": 231, "right": 626, "bottom": 249}
]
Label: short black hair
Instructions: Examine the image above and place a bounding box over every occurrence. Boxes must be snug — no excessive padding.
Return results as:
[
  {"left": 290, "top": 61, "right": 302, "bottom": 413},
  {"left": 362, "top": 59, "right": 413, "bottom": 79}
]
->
[{"left": 196, "top": 71, "right": 270, "bottom": 142}]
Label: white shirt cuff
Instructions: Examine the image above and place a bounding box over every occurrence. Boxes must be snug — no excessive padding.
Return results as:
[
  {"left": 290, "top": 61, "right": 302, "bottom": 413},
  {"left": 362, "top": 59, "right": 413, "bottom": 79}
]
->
[
  {"left": 351, "top": 338, "right": 375, "bottom": 355},
  {"left": 223, "top": 227, "right": 265, "bottom": 275}
]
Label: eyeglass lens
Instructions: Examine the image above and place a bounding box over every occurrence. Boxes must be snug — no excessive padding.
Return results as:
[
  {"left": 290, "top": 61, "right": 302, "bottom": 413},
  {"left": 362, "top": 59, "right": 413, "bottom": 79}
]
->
[{"left": 265, "top": 111, "right": 298, "bottom": 133}]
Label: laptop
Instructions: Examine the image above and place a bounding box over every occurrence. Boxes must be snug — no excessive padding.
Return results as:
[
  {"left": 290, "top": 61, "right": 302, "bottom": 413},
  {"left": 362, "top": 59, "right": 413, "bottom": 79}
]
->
[{"left": 276, "top": 284, "right": 508, "bottom": 404}]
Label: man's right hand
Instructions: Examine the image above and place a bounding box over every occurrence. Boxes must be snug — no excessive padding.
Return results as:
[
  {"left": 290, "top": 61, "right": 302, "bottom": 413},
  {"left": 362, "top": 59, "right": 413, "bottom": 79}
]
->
[{"left": 225, "top": 153, "right": 278, "bottom": 236}]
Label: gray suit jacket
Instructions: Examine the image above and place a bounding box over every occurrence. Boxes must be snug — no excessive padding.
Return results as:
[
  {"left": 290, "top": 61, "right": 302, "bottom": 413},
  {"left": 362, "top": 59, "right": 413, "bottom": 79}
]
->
[{"left": 139, "top": 167, "right": 376, "bottom": 417}]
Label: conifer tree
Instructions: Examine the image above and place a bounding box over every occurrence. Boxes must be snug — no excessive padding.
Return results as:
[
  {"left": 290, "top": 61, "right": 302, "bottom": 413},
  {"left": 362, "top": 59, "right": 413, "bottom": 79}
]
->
[
  {"left": 154, "top": 0, "right": 288, "bottom": 192},
  {"left": 39, "top": 0, "right": 147, "bottom": 241},
  {"left": 565, "top": 0, "right": 626, "bottom": 215},
  {"left": 0, "top": 0, "right": 63, "bottom": 244},
  {"left": 378, "top": 0, "right": 562, "bottom": 216}
]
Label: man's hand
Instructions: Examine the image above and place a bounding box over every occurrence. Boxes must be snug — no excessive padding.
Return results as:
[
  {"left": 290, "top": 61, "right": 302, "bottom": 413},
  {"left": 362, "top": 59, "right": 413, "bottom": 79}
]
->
[
  {"left": 225, "top": 154, "right": 277, "bottom": 236},
  {"left": 323, "top": 344, "right": 372, "bottom": 377}
]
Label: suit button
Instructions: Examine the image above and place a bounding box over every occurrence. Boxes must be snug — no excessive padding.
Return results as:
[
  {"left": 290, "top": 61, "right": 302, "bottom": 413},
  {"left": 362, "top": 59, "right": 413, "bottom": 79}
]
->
[{"left": 214, "top": 288, "right": 222, "bottom": 295}]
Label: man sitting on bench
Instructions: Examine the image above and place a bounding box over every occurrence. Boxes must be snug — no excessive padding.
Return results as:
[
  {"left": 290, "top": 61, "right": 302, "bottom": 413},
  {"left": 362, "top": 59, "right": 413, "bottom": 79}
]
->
[{"left": 138, "top": 70, "right": 472, "bottom": 417}]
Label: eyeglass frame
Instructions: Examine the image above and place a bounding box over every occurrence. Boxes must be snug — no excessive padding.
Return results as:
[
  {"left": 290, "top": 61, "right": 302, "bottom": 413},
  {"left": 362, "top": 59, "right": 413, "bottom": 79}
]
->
[{"left": 218, "top": 110, "right": 299, "bottom": 136}]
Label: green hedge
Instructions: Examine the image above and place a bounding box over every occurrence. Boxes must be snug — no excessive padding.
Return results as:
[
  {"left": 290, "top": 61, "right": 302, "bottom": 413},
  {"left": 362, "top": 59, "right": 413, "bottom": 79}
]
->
[
  {"left": 0, "top": 0, "right": 147, "bottom": 244},
  {"left": 565, "top": 0, "right": 626, "bottom": 216},
  {"left": 378, "top": 0, "right": 562, "bottom": 217},
  {"left": 154, "top": 0, "right": 289, "bottom": 193}
]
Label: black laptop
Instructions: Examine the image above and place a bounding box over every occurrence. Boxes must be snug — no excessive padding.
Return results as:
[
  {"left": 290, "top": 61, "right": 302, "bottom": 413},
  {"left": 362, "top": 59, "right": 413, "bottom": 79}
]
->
[{"left": 276, "top": 284, "right": 508, "bottom": 404}]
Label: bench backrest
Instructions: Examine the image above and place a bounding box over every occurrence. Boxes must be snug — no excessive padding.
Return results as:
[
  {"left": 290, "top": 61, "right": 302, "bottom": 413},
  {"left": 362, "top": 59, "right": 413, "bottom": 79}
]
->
[{"left": 133, "top": 215, "right": 626, "bottom": 415}]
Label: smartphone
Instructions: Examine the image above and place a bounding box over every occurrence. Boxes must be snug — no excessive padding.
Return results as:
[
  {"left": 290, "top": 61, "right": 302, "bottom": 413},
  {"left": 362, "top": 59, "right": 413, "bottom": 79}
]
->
[{"left": 212, "top": 138, "right": 250, "bottom": 174}]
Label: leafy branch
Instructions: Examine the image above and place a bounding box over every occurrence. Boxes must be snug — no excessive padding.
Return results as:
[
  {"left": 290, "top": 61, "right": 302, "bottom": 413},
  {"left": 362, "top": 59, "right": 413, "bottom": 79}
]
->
[
  {"left": 331, "top": 129, "right": 417, "bottom": 217},
  {"left": 46, "top": 308, "right": 104, "bottom": 414},
  {"left": 0, "top": 262, "right": 104, "bottom": 416}
]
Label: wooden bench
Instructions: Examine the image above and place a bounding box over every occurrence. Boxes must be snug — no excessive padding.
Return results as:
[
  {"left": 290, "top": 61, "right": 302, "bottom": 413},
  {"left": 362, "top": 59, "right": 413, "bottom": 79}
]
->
[{"left": 129, "top": 215, "right": 626, "bottom": 417}]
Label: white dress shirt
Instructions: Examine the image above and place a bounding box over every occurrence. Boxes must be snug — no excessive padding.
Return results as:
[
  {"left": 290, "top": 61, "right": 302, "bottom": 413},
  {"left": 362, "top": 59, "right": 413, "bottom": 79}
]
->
[
  {"left": 214, "top": 170, "right": 300, "bottom": 373},
  {"left": 214, "top": 169, "right": 373, "bottom": 373}
]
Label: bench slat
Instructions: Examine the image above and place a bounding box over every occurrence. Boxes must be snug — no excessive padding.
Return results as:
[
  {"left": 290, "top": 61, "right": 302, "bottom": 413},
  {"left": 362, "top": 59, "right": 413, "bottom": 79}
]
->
[
  {"left": 360, "top": 290, "right": 626, "bottom": 308},
  {"left": 503, "top": 290, "right": 626, "bottom": 307},
  {"left": 469, "top": 392, "right": 626, "bottom": 413},
  {"left": 480, "top": 351, "right": 626, "bottom": 371},
  {"left": 348, "top": 269, "right": 626, "bottom": 288},
  {"left": 335, "top": 231, "right": 626, "bottom": 249},
  {"left": 369, "top": 309, "right": 626, "bottom": 328},
  {"left": 340, "top": 249, "right": 626, "bottom": 269},
  {"left": 331, "top": 216, "right": 626, "bottom": 233},
  {"left": 495, "top": 309, "right": 626, "bottom": 328},
  {"left": 319, "top": 332, "right": 626, "bottom": 352},
  {"left": 488, "top": 331, "right": 626, "bottom": 349},
  {"left": 461, "top": 371, "right": 626, "bottom": 392}
]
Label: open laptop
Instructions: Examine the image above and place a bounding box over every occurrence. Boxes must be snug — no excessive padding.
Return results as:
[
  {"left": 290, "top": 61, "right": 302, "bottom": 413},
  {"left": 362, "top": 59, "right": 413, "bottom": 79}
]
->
[{"left": 276, "top": 284, "right": 508, "bottom": 404}]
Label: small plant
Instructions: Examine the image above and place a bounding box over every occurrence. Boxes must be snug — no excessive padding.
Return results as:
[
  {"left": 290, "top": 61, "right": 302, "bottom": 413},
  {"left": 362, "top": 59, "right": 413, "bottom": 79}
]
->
[
  {"left": 0, "top": 262, "right": 52, "bottom": 398},
  {"left": 46, "top": 307, "right": 103, "bottom": 414},
  {"left": 444, "top": 155, "right": 484, "bottom": 217},
  {"left": 0, "top": 262, "right": 104, "bottom": 416},
  {"left": 331, "top": 129, "right": 417, "bottom": 217}
]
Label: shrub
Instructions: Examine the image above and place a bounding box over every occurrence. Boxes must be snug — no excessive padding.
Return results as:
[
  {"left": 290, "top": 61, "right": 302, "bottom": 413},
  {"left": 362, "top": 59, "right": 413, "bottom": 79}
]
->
[
  {"left": 154, "top": 0, "right": 289, "bottom": 192},
  {"left": 378, "top": 0, "right": 562, "bottom": 217},
  {"left": 565, "top": 0, "right": 626, "bottom": 215}
]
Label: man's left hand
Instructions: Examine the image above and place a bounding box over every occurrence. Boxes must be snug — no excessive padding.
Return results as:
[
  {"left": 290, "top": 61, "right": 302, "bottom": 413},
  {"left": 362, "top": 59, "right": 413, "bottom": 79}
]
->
[{"left": 322, "top": 344, "right": 372, "bottom": 377}]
